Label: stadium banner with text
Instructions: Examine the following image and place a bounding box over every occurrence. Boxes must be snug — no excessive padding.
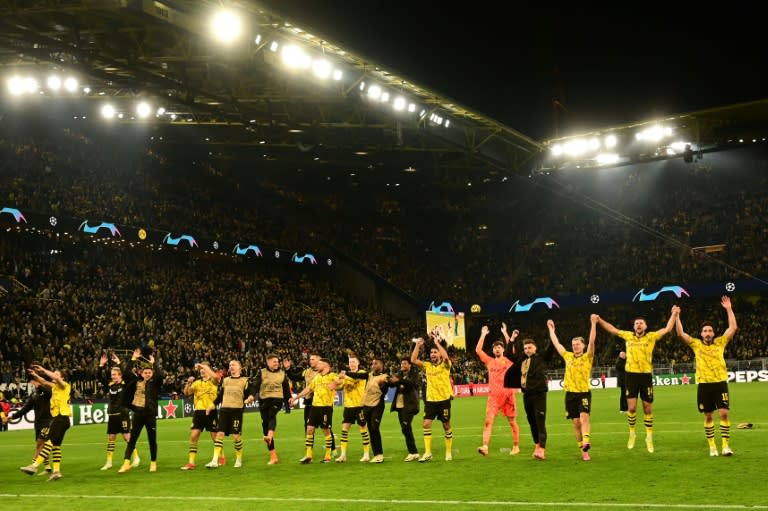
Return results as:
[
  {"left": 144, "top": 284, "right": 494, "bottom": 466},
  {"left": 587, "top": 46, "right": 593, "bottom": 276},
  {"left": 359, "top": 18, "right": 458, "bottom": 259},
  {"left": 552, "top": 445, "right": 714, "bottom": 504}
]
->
[{"left": 453, "top": 383, "right": 490, "bottom": 397}]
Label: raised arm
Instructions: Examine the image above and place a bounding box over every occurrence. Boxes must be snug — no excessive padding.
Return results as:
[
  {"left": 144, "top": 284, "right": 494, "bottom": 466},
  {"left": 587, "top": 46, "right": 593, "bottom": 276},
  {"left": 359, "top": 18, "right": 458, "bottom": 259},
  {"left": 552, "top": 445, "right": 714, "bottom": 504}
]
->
[
  {"left": 475, "top": 326, "right": 490, "bottom": 357},
  {"left": 596, "top": 315, "right": 620, "bottom": 336},
  {"left": 410, "top": 337, "right": 424, "bottom": 367},
  {"left": 546, "top": 320, "right": 566, "bottom": 356},
  {"left": 721, "top": 296, "right": 738, "bottom": 339},
  {"left": 195, "top": 362, "right": 219, "bottom": 384},
  {"left": 30, "top": 364, "right": 64, "bottom": 388},
  {"left": 654, "top": 305, "right": 680, "bottom": 337},
  {"left": 587, "top": 314, "right": 598, "bottom": 356},
  {"left": 674, "top": 306, "right": 693, "bottom": 345},
  {"left": 433, "top": 335, "right": 450, "bottom": 362}
]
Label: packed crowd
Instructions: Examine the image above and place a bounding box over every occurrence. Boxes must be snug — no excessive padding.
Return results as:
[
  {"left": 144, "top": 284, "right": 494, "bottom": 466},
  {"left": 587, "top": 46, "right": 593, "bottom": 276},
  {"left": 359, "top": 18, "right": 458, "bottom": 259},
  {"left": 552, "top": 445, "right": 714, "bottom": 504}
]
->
[
  {"left": 1, "top": 121, "right": 767, "bottom": 402},
  {"left": 2, "top": 122, "right": 767, "bottom": 305}
]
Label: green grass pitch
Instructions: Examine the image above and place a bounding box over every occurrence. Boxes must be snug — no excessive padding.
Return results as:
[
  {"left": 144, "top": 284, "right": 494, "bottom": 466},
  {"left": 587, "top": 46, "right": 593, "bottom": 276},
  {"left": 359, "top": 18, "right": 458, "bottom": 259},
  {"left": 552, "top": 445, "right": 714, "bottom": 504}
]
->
[{"left": 2, "top": 383, "right": 766, "bottom": 511}]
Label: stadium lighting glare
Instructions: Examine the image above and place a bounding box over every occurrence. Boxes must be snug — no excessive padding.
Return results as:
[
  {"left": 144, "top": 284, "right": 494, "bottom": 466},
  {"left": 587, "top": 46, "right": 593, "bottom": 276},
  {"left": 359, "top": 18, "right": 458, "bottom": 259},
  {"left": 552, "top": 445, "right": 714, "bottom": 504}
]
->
[
  {"left": 311, "top": 59, "right": 332, "bottom": 79},
  {"left": 595, "top": 153, "right": 620, "bottom": 165},
  {"left": 551, "top": 144, "right": 563, "bottom": 157},
  {"left": 25, "top": 77, "right": 39, "bottom": 94},
  {"left": 47, "top": 75, "right": 62, "bottom": 91},
  {"left": 393, "top": 96, "right": 406, "bottom": 111},
  {"left": 136, "top": 101, "right": 152, "bottom": 119},
  {"left": 210, "top": 9, "right": 242, "bottom": 44},
  {"left": 563, "top": 139, "right": 589, "bottom": 156},
  {"left": 408, "top": 103, "right": 417, "bottom": 113},
  {"left": 636, "top": 125, "right": 672, "bottom": 142},
  {"left": 359, "top": 81, "right": 366, "bottom": 91},
  {"left": 604, "top": 134, "right": 617, "bottom": 149},
  {"left": 380, "top": 91, "right": 390, "bottom": 103},
  {"left": 588, "top": 137, "right": 600, "bottom": 151},
  {"left": 444, "top": 119, "right": 451, "bottom": 128},
  {"left": 254, "top": 34, "right": 262, "bottom": 45},
  {"left": 83, "top": 86, "right": 91, "bottom": 94},
  {"left": 63, "top": 77, "right": 78, "bottom": 93},
  {"left": 332, "top": 69, "right": 343, "bottom": 81},
  {"left": 367, "top": 85, "right": 382, "bottom": 100},
  {"left": 156, "top": 106, "right": 166, "bottom": 116},
  {"left": 281, "top": 45, "right": 311, "bottom": 69},
  {"left": 100, "top": 103, "right": 116, "bottom": 119},
  {"left": 269, "top": 41, "right": 279, "bottom": 52},
  {"left": 7, "top": 76, "right": 26, "bottom": 95}
]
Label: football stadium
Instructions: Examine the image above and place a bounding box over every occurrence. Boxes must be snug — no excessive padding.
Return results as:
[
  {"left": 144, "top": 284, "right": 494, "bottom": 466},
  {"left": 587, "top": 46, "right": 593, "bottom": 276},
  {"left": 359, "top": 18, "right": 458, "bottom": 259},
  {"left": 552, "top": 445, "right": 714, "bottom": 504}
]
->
[{"left": 1, "top": 2, "right": 767, "bottom": 510}]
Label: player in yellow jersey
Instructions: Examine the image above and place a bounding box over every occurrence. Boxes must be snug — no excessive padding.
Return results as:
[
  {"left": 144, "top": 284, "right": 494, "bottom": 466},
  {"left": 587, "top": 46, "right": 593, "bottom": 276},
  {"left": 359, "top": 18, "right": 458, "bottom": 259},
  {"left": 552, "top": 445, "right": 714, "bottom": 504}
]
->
[
  {"left": 180, "top": 362, "right": 220, "bottom": 470},
  {"left": 20, "top": 364, "right": 71, "bottom": 481},
  {"left": 597, "top": 306, "right": 678, "bottom": 453},
  {"left": 334, "top": 354, "right": 371, "bottom": 462},
  {"left": 675, "top": 296, "right": 737, "bottom": 457},
  {"left": 548, "top": 315, "right": 597, "bottom": 461},
  {"left": 411, "top": 327, "right": 454, "bottom": 462},
  {"left": 290, "top": 358, "right": 340, "bottom": 463}
]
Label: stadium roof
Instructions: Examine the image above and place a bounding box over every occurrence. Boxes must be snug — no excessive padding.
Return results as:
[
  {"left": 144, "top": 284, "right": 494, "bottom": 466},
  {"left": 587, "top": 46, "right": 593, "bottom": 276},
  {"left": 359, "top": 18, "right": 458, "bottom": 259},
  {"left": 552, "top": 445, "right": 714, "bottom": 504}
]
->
[{"left": 1, "top": 0, "right": 766, "bottom": 177}]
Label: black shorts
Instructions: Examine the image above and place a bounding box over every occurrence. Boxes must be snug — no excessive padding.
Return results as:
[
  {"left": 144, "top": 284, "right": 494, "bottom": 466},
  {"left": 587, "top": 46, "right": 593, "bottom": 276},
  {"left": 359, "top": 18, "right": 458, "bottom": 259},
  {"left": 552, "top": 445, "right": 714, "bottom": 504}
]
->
[
  {"left": 565, "top": 391, "right": 592, "bottom": 419},
  {"left": 342, "top": 406, "right": 366, "bottom": 426},
  {"left": 307, "top": 405, "right": 334, "bottom": 429},
  {"left": 423, "top": 399, "right": 451, "bottom": 423},
  {"left": 106, "top": 411, "right": 131, "bottom": 435},
  {"left": 697, "top": 381, "right": 729, "bottom": 413},
  {"left": 48, "top": 415, "right": 71, "bottom": 445},
  {"left": 217, "top": 408, "right": 244, "bottom": 436},
  {"left": 191, "top": 409, "right": 218, "bottom": 432},
  {"left": 625, "top": 372, "right": 654, "bottom": 403},
  {"left": 35, "top": 421, "right": 50, "bottom": 441}
]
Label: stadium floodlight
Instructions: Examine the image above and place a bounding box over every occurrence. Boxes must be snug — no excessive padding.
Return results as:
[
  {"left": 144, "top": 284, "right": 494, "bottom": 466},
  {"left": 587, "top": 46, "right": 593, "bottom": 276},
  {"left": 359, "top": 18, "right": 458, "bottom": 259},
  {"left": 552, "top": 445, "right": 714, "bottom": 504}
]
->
[
  {"left": 7, "top": 76, "right": 26, "bottom": 95},
  {"left": 393, "top": 96, "right": 406, "bottom": 111},
  {"left": 136, "top": 101, "right": 152, "bottom": 119},
  {"left": 636, "top": 125, "right": 672, "bottom": 142},
  {"left": 332, "top": 69, "right": 343, "bottom": 81},
  {"left": 63, "top": 77, "right": 78, "bottom": 93},
  {"left": 595, "top": 153, "right": 620, "bottom": 165},
  {"left": 100, "top": 103, "right": 116, "bottom": 119},
  {"left": 311, "top": 58, "right": 332, "bottom": 79},
  {"left": 254, "top": 34, "right": 262, "bottom": 45},
  {"left": 47, "top": 75, "right": 62, "bottom": 91},
  {"left": 156, "top": 106, "right": 166, "bottom": 116},
  {"left": 281, "top": 45, "right": 311, "bottom": 69},
  {"left": 269, "top": 41, "right": 279, "bottom": 52},
  {"left": 604, "top": 134, "right": 617, "bottom": 149},
  {"left": 210, "top": 9, "right": 242, "bottom": 44},
  {"left": 408, "top": 103, "right": 417, "bottom": 113},
  {"left": 380, "top": 91, "right": 390, "bottom": 103},
  {"left": 367, "top": 85, "right": 382, "bottom": 100}
]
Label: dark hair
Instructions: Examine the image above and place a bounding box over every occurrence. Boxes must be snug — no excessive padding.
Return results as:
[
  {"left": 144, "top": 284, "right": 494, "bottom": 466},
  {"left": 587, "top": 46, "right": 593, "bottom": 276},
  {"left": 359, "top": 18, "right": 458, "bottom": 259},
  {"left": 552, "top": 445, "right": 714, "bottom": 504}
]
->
[
  {"left": 522, "top": 338, "right": 536, "bottom": 346},
  {"left": 400, "top": 357, "right": 411, "bottom": 364},
  {"left": 266, "top": 353, "right": 279, "bottom": 360},
  {"left": 700, "top": 321, "right": 715, "bottom": 331},
  {"left": 492, "top": 340, "right": 505, "bottom": 349}
]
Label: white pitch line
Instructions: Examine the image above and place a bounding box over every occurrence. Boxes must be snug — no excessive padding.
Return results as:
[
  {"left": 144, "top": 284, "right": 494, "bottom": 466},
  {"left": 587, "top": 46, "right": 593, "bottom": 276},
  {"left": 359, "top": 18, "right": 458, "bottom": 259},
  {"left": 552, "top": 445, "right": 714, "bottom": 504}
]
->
[{"left": 1, "top": 494, "right": 767, "bottom": 509}]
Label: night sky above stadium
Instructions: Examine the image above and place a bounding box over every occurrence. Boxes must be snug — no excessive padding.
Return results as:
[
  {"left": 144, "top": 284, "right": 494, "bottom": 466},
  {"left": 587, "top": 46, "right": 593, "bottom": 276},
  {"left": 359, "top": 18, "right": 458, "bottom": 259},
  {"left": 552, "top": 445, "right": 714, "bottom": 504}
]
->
[{"left": 261, "top": 1, "right": 766, "bottom": 140}]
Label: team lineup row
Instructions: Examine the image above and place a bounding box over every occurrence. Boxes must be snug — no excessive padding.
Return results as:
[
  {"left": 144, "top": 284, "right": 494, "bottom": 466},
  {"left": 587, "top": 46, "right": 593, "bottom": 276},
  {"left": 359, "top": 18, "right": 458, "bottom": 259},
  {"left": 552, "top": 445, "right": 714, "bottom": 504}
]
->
[{"left": 11, "top": 296, "right": 737, "bottom": 479}]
